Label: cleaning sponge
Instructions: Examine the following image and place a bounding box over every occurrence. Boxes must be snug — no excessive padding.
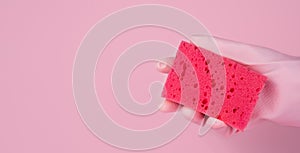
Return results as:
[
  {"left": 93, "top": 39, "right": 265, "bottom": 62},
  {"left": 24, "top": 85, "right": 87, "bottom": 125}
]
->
[{"left": 162, "top": 41, "right": 267, "bottom": 131}]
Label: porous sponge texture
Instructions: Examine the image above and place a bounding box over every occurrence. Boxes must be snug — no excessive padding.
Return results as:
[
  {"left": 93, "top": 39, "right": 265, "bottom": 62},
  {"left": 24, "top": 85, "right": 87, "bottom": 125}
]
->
[{"left": 162, "top": 41, "right": 267, "bottom": 130}]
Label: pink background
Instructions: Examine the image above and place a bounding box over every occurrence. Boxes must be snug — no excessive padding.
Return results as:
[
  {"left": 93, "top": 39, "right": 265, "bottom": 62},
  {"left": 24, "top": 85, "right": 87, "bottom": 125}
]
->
[{"left": 1, "top": 0, "right": 300, "bottom": 153}]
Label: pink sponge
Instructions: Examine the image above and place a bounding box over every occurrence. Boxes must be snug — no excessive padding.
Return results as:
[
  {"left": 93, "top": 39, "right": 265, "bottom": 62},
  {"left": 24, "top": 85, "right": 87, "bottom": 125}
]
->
[{"left": 162, "top": 41, "right": 267, "bottom": 131}]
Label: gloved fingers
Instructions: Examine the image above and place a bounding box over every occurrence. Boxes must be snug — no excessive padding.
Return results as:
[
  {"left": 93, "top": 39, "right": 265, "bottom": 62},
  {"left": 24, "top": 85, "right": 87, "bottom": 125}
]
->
[
  {"left": 156, "top": 57, "right": 174, "bottom": 73},
  {"left": 212, "top": 118, "right": 227, "bottom": 129},
  {"left": 197, "top": 116, "right": 236, "bottom": 136},
  {"left": 159, "top": 100, "right": 181, "bottom": 112},
  {"left": 198, "top": 116, "right": 216, "bottom": 136},
  {"left": 180, "top": 106, "right": 204, "bottom": 124},
  {"left": 160, "top": 100, "right": 237, "bottom": 135},
  {"left": 212, "top": 124, "right": 239, "bottom": 137},
  {"left": 159, "top": 99, "right": 180, "bottom": 112},
  {"left": 190, "top": 35, "right": 296, "bottom": 65}
]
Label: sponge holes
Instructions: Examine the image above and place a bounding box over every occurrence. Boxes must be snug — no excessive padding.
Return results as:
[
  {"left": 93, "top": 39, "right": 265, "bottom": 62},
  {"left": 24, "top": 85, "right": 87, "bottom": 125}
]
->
[
  {"left": 227, "top": 62, "right": 237, "bottom": 69},
  {"left": 224, "top": 107, "right": 240, "bottom": 114}
]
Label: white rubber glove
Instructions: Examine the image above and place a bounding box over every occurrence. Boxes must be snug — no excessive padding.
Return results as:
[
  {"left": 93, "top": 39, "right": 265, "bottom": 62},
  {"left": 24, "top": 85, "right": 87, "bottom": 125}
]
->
[{"left": 158, "top": 35, "right": 300, "bottom": 134}]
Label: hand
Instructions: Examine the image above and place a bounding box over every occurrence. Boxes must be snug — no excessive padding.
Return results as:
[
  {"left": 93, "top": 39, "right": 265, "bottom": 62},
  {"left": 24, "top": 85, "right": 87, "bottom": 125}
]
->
[{"left": 157, "top": 35, "right": 300, "bottom": 133}]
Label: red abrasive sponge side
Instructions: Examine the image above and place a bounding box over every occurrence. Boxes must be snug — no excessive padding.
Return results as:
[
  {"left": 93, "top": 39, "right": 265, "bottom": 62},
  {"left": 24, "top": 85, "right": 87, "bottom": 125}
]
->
[{"left": 162, "top": 41, "right": 267, "bottom": 131}]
